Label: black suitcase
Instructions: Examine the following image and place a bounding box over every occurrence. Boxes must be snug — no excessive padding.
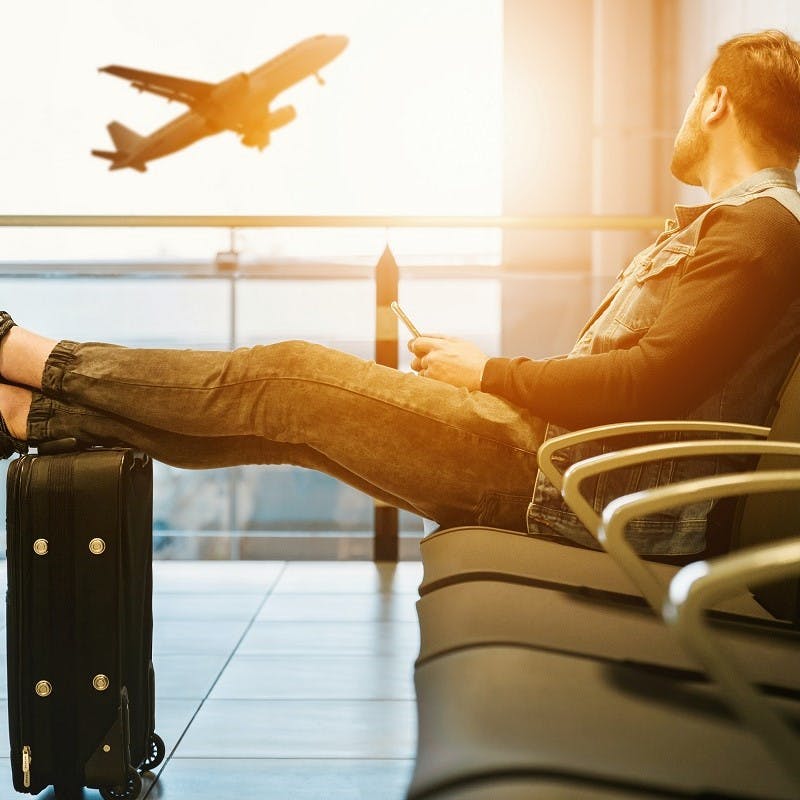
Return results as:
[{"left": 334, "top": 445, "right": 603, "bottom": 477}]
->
[{"left": 6, "top": 443, "right": 165, "bottom": 799}]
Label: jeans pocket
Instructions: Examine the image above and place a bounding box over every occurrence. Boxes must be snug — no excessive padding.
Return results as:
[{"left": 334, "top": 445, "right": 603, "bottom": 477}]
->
[{"left": 473, "top": 490, "right": 531, "bottom": 532}]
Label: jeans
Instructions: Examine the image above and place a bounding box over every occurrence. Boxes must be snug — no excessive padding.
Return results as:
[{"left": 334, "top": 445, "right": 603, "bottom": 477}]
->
[{"left": 26, "top": 339, "right": 546, "bottom": 531}]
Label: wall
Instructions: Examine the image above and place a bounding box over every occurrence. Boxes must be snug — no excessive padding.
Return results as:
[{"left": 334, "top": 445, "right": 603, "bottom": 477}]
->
[
  {"left": 501, "top": 0, "right": 680, "bottom": 358},
  {"left": 501, "top": 0, "right": 800, "bottom": 361},
  {"left": 675, "top": 0, "right": 800, "bottom": 205}
]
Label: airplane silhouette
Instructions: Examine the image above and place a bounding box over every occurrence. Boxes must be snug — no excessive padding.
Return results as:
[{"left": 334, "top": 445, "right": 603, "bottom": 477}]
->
[{"left": 92, "top": 34, "right": 348, "bottom": 172}]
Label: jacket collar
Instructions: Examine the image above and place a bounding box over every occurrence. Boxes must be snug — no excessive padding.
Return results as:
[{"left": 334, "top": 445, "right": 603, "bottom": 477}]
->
[{"left": 669, "top": 168, "right": 798, "bottom": 231}]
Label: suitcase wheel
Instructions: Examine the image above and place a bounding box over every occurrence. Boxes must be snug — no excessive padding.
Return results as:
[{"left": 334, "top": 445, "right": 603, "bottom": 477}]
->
[
  {"left": 139, "top": 732, "right": 166, "bottom": 772},
  {"left": 99, "top": 766, "right": 143, "bottom": 800}
]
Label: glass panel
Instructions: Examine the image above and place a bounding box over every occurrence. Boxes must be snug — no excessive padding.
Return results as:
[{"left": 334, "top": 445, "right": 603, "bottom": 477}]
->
[
  {"left": 2, "top": 1, "right": 502, "bottom": 217},
  {"left": 2, "top": 270, "right": 507, "bottom": 558},
  {"left": 0, "top": 267, "right": 602, "bottom": 560}
]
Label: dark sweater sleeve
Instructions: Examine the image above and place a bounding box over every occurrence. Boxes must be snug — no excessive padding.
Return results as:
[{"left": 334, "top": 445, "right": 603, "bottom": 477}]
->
[{"left": 481, "top": 198, "right": 800, "bottom": 428}]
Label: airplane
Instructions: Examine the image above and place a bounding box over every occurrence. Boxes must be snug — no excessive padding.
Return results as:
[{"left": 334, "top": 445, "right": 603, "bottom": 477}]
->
[{"left": 92, "top": 34, "right": 348, "bottom": 172}]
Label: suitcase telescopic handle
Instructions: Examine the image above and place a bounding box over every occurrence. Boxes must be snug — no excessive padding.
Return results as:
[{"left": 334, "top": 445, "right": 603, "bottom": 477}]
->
[{"left": 36, "top": 438, "right": 86, "bottom": 455}]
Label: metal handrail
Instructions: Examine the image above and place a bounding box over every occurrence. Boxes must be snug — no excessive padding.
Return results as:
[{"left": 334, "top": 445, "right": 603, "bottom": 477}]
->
[
  {"left": 0, "top": 214, "right": 666, "bottom": 230},
  {"left": 0, "top": 263, "right": 610, "bottom": 280}
]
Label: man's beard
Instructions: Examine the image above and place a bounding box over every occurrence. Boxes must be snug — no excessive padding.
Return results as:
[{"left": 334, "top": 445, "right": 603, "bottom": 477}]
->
[{"left": 670, "top": 110, "right": 708, "bottom": 186}]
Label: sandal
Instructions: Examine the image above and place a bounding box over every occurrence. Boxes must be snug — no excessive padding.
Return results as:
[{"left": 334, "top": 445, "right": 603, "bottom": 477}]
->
[
  {"left": 0, "top": 409, "right": 27, "bottom": 459},
  {"left": 0, "top": 314, "right": 28, "bottom": 457},
  {"left": 0, "top": 311, "right": 16, "bottom": 343}
]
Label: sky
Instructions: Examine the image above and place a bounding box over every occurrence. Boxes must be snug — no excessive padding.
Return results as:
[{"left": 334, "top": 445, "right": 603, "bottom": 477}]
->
[
  {"left": 0, "top": 1, "right": 504, "bottom": 342},
  {"left": 0, "top": 0, "right": 502, "bottom": 218}
]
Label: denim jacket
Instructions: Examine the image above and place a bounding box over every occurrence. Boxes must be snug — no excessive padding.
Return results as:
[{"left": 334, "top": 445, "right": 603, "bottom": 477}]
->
[{"left": 527, "top": 168, "right": 800, "bottom": 555}]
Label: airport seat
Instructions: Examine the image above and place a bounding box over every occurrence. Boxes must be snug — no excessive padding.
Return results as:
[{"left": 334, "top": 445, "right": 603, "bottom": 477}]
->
[
  {"left": 415, "top": 578, "right": 800, "bottom": 689},
  {"left": 418, "top": 353, "right": 800, "bottom": 623},
  {"left": 409, "top": 642, "right": 800, "bottom": 800},
  {"left": 417, "top": 426, "right": 770, "bottom": 607},
  {"left": 418, "top": 780, "right": 671, "bottom": 799},
  {"left": 407, "top": 471, "right": 800, "bottom": 800},
  {"left": 418, "top": 524, "right": 771, "bottom": 616}
]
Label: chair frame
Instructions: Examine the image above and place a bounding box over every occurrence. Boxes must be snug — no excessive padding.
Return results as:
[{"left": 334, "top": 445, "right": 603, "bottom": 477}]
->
[
  {"left": 538, "top": 419, "right": 769, "bottom": 493},
  {"left": 600, "top": 470, "right": 800, "bottom": 787},
  {"left": 561, "top": 439, "right": 800, "bottom": 611}
]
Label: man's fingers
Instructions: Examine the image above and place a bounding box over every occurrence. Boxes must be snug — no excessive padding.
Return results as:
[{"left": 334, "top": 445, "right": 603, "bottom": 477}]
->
[{"left": 409, "top": 335, "right": 449, "bottom": 356}]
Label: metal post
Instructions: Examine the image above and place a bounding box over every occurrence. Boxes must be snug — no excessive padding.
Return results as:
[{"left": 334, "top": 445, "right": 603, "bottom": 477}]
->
[
  {"left": 217, "top": 229, "right": 241, "bottom": 559},
  {"left": 374, "top": 244, "right": 400, "bottom": 562}
]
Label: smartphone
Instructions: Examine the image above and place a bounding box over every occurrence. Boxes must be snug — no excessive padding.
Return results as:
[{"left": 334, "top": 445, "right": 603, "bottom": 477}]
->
[{"left": 390, "top": 301, "right": 421, "bottom": 338}]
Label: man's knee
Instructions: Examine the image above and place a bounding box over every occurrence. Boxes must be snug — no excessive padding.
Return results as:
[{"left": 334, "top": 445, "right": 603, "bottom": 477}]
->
[
  {"left": 245, "top": 340, "right": 319, "bottom": 368},
  {"left": 243, "top": 340, "right": 344, "bottom": 381}
]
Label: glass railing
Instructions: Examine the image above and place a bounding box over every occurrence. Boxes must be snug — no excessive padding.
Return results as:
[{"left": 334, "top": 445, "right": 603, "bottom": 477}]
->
[{"left": 0, "top": 214, "right": 665, "bottom": 560}]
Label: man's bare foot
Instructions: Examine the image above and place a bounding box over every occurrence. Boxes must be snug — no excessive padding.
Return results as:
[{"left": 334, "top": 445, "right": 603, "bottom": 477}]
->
[{"left": 0, "top": 325, "right": 58, "bottom": 391}]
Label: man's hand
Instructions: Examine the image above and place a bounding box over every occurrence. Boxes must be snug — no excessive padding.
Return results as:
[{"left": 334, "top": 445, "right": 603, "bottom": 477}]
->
[{"left": 408, "top": 335, "right": 489, "bottom": 391}]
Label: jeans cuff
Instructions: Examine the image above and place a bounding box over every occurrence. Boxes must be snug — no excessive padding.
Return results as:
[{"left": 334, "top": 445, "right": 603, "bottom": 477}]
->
[
  {"left": 26, "top": 393, "right": 55, "bottom": 444},
  {"left": 41, "top": 340, "right": 80, "bottom": 398}
]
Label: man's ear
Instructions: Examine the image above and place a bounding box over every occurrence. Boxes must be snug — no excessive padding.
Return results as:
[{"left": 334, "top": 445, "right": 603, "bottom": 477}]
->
[{"left": 703, "top": 85, "right": 729, "bottom": 125}]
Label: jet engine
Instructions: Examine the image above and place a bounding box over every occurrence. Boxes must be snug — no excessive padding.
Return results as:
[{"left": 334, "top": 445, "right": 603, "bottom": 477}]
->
[{"left": 240, "top": 105, "right": 297, "bottom": 149}]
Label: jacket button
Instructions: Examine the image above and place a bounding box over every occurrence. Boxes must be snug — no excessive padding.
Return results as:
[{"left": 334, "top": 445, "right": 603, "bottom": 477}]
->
[
  {"left": 33, "top": 539, "right": 48, "bottom": 556},
  {"left": 35, "top": 680, "right": 52, "bottom": 697}
]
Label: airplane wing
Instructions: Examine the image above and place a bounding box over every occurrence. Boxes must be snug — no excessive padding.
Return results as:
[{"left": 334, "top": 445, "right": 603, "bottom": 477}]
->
[{"left": 99, "top": 65, "right": 214, "bottom": 106}]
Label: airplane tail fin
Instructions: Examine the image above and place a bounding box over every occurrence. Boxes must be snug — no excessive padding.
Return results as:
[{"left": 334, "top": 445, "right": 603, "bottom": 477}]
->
[
  {"left": 107, "top": 120, "right": 145, "bottom": 152},
  {"left": 91, "top": 121, "right": 147, "bottom": 171}
]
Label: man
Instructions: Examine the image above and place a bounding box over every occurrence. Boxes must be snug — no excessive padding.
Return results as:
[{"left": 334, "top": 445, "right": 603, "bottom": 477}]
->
[{"left": 1, "top": 30, "right": 799, "bottom": 558}]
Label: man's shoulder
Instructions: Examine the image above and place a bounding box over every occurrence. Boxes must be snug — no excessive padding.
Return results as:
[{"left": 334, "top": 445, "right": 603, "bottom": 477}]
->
[{"left": 699, "top": 194, "right": 800, "bottom": 253}]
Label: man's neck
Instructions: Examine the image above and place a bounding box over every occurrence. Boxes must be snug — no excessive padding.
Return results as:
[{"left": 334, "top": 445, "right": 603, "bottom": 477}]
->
[{"left": 701, "top": 150, "right": 792, "bottom": 199}]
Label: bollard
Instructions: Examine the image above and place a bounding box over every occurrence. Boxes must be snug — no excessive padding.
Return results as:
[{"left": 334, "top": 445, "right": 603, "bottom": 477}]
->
[{"left": 374, "top": 244, "right": 400, "bottom": 562}]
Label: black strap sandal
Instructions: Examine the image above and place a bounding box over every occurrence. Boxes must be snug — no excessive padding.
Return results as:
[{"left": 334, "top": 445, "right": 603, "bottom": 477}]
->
[
  {"left": 0, "top": 411, "right": 27, "bottom": 459},
  {"left": 0, "top": 311, "right": 16, "bottom": 343},
  {"left": 0, "top": 311, "right": 27, "bottom": 458}
]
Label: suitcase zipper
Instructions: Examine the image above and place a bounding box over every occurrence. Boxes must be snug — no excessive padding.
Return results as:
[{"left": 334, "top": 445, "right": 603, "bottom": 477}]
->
[
  {"left": 21, "top": 745, "right": 31, "bottom": 788},
  {"left": 9, "top": 457, "right": 34, "bottom": 788}
]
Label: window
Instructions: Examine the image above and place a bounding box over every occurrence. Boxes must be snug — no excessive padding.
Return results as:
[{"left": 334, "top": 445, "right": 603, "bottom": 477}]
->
[{"left": 1, "top": 1, "right": 504, "bottom": 557}]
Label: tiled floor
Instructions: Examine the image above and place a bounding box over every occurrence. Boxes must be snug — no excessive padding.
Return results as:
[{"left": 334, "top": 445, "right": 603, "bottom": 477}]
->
[{"left": 0, "top": 560, "right": 422, "bottom": 799}]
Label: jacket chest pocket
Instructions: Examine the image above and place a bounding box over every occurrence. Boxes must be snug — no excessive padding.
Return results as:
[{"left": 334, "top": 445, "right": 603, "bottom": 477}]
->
[{"left": 590, "top": 247, "right": 690, "bottom": 352}]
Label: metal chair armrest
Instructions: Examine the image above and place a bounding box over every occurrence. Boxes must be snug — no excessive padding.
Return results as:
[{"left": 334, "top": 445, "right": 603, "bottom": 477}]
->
[
  {"left": 662, "top": 501, "right": 800, "bottom": 787},
  {"left": 562, "top": 439, "right": 800, "bottom": 548},
  {"left": 537, "top": 420, "right": 768, "bottom": 492},
  {"left": 598, "top": 463, "right": 800, "bottom": 611}
]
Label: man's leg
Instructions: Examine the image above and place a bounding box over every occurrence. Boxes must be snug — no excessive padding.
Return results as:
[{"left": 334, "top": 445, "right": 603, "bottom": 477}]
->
[{"left": 9, "top": 334, "right": 545, "bottom": 530}]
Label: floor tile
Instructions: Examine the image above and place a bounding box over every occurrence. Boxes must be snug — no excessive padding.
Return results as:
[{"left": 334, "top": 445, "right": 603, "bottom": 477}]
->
[
  {"left": 149, "top": 699, "right": 206, "bottom": 762},
  {"left": 0, "top": 560, "right": 421, "bottom": 797},
  {"left": 210, "top": 654, "right": 414, "bottom": 700},
  {"left": 153, "top": 653, "right": 230, "bottom": 700},
  {"left": 152, "top": 758, "right": 414, "bottom": 800},
  {"left": 273, "top": 561, "right": 423, "bottom": 594},
  {"left": 174, "top": 699, "right": 417, "bottom": 758},
  {"left": 152, "top": 619, "right": 250, "bottom": 655},
  {"left": 238, "top": 620, "right": 420, "bottom": 658},
  {"left": 152, "top": 561, "right": 285, "bottom": 593},
  {"left": 256, "top": 593, "right": 419, "bottom": 623},
  {"left": 153, "top": 592, "right": 265, "bottom": 621}
]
